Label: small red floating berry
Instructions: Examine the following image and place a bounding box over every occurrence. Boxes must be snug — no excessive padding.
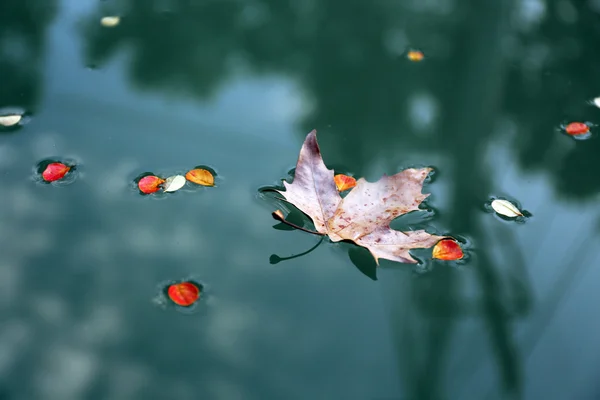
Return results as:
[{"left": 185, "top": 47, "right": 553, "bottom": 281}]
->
[
  {"left": 432, "top": 238, "right": 464, "bottom": 261},
  {"left": 407, "top": 50, "right": 425, "bottom": 62},
  {"left": 42, "top": 162, "right": 71, "bottom": 182},
  {"left": 565, "top": 122, "right": 589, "bottom": 136},
  {"left": 334, "top": 174, "right": 357, "bottom": 192},
  {"left": 167, "top": 282, "right": 200, "bottom": 307},
  {"left": 138, "top": 175, "right": 165, "bottom": 194}
]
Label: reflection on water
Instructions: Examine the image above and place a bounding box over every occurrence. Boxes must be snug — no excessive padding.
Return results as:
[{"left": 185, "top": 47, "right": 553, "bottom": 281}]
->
[
  {"left": 0, "top": 0, "right": 600, "bottom": 399},
  {"left": 0, "top": 1, "right": 57, "bottom": 113}
]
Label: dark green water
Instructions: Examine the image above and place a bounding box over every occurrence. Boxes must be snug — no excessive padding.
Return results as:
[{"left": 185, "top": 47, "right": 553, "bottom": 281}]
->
[{"left": 2, "top": 1, "right": 600, "bottom": 399}]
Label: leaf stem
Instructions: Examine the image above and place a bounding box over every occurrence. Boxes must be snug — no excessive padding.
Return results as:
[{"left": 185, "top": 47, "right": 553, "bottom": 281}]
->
[
  {"left": 270, "top": 236, "right": 325, "bottom": 264},
  {"left": 271, "top": 210, "right": 325, "bottom": 236}
]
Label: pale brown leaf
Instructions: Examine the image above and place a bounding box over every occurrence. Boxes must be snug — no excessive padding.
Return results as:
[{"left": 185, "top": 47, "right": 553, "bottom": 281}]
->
[{"left": 276, "top": 130, "right": 445, "bottom": 264}]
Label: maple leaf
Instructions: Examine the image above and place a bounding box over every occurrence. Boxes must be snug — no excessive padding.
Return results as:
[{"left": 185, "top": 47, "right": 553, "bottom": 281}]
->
[{"left": 276, "top": 129, "right": 446, "bottom": 264}]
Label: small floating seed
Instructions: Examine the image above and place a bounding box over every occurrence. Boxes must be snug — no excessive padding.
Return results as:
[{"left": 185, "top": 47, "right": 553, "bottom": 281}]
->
[
  {"left": 407, "top": 50, "right": 425, "bottom": 62},
  {"left": 0, "top": 114, "right": 22, "bottom": 127},
  {"left": 101, "top": 16, "right": 120, "bottom": 27}
]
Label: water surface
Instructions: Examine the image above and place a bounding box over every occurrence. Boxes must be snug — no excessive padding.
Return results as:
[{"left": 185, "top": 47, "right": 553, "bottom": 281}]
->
[{"left": 1, "top": 1, "right": 600, "bottom": 399}]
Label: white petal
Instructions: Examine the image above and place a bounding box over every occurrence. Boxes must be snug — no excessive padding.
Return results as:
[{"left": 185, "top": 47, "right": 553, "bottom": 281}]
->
[
  {"left": 491, "top": 199, "right": 523, "bottom": 217},
  {"left": 593, "top": 97, "right": 600, "bottom": 109},
  {"left": 0, "top": 114, "right": 22, "bottom": 127},
  {"left": 101, "top": 16, "right": 120, "bottom": 27},
  {"left": 163, "top": 175, "right": 186, "bottom": 192}
]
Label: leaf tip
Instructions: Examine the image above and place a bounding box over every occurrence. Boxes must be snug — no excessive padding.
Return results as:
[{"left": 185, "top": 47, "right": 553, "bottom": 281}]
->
[{"left": 272, "top": 209, "right": 285, "bottom": 221}]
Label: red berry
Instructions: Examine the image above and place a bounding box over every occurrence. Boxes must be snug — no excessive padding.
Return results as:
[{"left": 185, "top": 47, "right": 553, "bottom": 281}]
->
[
  {"left": 138, "top": 175, "right": 164, "bottom": 194},
  {"left": 565, "top": 122, "right": 589, "bottom": 135},
  {"left": 167, "top": 282, "right": 200, "bottom": 307},
  {"left": 334, "top": 174, "right": 357, "bottom": 192},
  {"left": 42, "top": 162, "right": 71, "bottom": 182},
  {"left": 407, "top": 50, "right": 425, "bottom": 62},
  {"left": 432, "top": 239, "right": 464, "bottom": 261}
]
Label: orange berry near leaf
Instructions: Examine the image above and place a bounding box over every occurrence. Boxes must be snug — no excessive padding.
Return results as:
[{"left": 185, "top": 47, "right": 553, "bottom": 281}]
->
[
  {"left": 407, "top": 50, "right": 425, "bottom": 62},
  {"left": 432, "top": 239, "right": 463, "bottom": 261},
  {"left": 42, "top": 162, "right": 71, "bottom": 182},
  {"left": 334, "top": 174, "right": 357, "bottom": 192},
  {"left": 138, "top": 175, "right": 165, "bottom": 194},
  {"left": 565, "top": 122, "right": 589, "bottom": 136},
  {"left": 167, "top": 282, "right": 200, "bottom": 307},
  {"left": 185, "top": 168, "right": 214, "bottom": 186}
]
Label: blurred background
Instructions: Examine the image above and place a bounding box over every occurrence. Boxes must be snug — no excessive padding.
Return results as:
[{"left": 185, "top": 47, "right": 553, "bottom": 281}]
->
[{"left": 1, "top": 0, "right": 600, "bottom": 399}]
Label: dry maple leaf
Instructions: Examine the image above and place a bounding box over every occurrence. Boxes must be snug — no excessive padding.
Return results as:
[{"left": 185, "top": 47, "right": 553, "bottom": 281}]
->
[{"left": 276, "top": 129, "right": 446, "bottom": 264}]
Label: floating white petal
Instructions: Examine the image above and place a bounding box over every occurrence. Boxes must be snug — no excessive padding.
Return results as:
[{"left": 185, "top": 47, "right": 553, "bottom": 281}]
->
[
  {"left": 0, "top": 114, "right": 22, "bottom": 127},
  {"left": 594, "top": 97, "right": 600, "bottom": 109},
  {"left": 491, "top": 199, "right": 523, "bottom": 217},
  {"left": 101, "top": 16, "right": 120, "bottom": 27},
  {"left": 163, "top": 175, "right": 186, "bottom": 192}
]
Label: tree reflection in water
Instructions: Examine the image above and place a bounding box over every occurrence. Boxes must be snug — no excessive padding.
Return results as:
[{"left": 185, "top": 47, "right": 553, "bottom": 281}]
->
[
  {"left": 79, "top": 0, "right": 600, "bottom": 398},
  {"left": 0, "top": 0, "right": 57, "bottom": 117}
]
